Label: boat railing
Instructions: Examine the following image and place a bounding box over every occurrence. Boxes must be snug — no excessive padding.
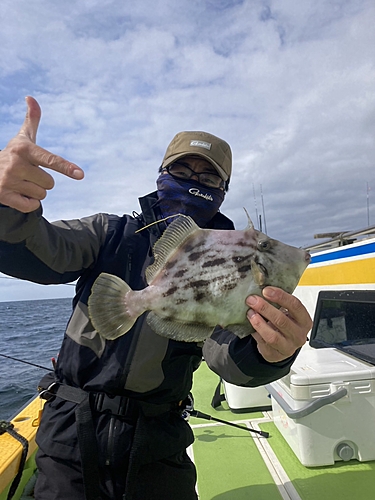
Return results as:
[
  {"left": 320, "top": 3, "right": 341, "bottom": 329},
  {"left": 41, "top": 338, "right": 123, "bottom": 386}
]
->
[{"left": 304, "top": 224, "right": 375, "bottom": 253}]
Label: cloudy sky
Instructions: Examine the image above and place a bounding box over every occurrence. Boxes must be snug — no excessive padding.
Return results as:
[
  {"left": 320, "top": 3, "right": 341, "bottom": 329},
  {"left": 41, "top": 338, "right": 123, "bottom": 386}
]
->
[{"left": 0, "top": 0, "right": 374, "bottom": 302}]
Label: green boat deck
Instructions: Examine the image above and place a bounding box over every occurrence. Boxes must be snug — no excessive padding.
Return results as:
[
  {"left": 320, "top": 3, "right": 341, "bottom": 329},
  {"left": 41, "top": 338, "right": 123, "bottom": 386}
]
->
[
  {"left": 190, "top": 361, "right": 375, "bottom": 500},
  {"left": 2, "top": 361, "right": 375, "bottom": 500}
]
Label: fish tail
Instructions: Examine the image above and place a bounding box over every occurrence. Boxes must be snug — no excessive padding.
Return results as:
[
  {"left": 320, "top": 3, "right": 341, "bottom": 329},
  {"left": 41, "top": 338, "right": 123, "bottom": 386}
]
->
[{"left": 88, "top": 273, "right": 140, "bottom": 340}]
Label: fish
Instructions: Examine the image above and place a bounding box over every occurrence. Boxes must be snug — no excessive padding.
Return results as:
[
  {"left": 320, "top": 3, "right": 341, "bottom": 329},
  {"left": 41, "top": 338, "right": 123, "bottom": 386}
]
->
[{"left": 88, "top": 212, "right": 310, "bottom": 343}]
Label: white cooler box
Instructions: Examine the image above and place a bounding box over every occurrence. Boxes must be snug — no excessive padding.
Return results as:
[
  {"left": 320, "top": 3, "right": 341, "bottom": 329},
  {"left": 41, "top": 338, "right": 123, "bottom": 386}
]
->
[
  {"left": 223, "top": 381, "right": 271, "bottom": 413},
  {"left": 266, "top": 348, "right": 375, "bottom": 466}
]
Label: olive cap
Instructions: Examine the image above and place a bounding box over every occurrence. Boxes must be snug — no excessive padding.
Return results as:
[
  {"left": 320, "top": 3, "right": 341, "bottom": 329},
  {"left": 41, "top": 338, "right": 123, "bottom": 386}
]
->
[{"left": 161, "top": 131, "right": 232, "bottom": 181}]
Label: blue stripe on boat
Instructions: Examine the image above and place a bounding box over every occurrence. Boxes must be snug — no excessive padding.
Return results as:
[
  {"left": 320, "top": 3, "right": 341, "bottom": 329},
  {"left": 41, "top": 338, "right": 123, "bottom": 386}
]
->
[{"left": 311, "top": 242, "right": 375, "bottom": 264}]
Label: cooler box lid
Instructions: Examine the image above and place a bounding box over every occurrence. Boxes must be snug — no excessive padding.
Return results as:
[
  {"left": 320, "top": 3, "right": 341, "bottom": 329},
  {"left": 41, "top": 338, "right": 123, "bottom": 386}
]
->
[{"left": 289, "top": 348, "right": 375, "bottom": 386}]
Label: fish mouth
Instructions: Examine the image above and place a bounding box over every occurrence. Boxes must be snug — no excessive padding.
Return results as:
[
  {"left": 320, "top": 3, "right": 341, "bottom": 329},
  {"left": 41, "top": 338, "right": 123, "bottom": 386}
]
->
[
  {"left": 257, "top": 262, "right": 268, "bottom": 278},
  {"left": 251, "top": 258, "right": 269, "bottom": 288}
]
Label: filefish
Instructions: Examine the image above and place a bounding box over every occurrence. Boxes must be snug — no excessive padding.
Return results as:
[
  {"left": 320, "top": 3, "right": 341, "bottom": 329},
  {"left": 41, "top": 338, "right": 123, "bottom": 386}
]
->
[{"left": 88, "top": 212, "right": 310, "bottom": 342}]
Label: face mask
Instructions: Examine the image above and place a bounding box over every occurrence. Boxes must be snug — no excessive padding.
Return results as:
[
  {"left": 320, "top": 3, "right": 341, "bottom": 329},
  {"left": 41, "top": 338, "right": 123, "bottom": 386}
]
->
[{"left": 156, "top": 173, "right": 225, "bottom": 227}]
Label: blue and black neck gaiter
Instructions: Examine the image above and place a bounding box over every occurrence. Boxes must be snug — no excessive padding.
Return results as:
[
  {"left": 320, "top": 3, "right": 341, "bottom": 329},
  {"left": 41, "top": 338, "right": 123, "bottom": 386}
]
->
[{"left": 156, "top": 173, "right": 225, "bottom": 227}]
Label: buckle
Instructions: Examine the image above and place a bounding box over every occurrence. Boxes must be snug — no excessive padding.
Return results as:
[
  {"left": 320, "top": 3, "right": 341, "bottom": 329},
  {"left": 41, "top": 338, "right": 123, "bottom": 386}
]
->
[
  {"left": 39, "top": 382, "right": 58, "bottom": 401},
  {"left": 0, "top": 420, "right": 14, "bottom": 435},
  {"left": 94, "top": 393, "right": 126, "bottom": 416}
]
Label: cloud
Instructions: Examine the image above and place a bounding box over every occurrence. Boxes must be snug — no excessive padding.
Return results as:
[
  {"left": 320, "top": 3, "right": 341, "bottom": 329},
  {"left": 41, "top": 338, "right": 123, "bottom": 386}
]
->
[{"left": 0, "top": 0, "right": 374, "bottom": 300}]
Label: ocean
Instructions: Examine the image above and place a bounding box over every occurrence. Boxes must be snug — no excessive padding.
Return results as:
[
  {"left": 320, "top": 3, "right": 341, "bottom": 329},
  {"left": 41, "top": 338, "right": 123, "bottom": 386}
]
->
[{"left": 0, "top": 297, "right": 73, "bottom": 421}]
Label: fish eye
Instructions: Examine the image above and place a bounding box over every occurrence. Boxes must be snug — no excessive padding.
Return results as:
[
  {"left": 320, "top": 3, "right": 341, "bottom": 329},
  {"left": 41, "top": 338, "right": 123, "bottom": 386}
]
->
[{"left": 258, "top": 240, "right": 271, "bottom": 251}]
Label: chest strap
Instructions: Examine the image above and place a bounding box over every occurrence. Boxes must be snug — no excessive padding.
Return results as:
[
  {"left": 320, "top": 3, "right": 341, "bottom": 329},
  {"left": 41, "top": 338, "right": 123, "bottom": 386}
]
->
[
  {"left": 43, "top": 382, "right": 180, "bottom": 417},
  {"left": 43, "top": 384, "right": 101, "bottom": 500}
]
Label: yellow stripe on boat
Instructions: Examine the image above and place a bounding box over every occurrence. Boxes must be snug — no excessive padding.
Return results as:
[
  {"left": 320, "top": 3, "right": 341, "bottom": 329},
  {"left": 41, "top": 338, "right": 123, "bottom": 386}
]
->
[
  {"left": 0, "top": 396, "right": 43, "bottom": 496},
  {"left": 297, "top": 235, "right": 375, "bottom": 287},
  {"left": 299, "top": 257, "right": 375, "bottom": 286},
  {"left": 294, "top": 236, "right": 375, "bottom": 319}
]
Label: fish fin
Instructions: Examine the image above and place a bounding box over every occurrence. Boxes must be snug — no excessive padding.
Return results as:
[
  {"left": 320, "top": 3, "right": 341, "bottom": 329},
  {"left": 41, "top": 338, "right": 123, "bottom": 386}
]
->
[
  {"left": 147, "top": 312, "right": 212, "bottom": 342},
  {"left": 250, "top": 258, "right": 266, "bottom": 286},
  {"left": 227, "top": 323, "right": 255, "bottom": 338},
  {"left": 88, "top": 273, "right": 137, "bottom": 340},
  {"left": 146, "top": 215, "right": 199, "bottom": 284},
  {"left": 243, "top": 207, "right": 254, "bottom": 229}
]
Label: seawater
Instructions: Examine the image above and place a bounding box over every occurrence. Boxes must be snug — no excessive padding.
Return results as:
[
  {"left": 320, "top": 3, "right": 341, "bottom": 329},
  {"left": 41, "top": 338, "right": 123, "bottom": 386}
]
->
[{"left": 0, "top": 297, "right": 73, "bottom": 420}]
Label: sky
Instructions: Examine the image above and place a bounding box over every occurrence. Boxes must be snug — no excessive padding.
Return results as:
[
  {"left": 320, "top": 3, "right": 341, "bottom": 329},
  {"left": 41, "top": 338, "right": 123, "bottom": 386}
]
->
[{"left": 0, "top": 0, "right": 374, "bottom": 302}]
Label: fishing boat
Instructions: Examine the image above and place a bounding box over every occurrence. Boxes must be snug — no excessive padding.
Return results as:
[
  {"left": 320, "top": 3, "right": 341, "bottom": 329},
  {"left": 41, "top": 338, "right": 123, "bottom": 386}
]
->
[
  {"left": 2, "top": 226, "right": 375, "bottom": 500},
  {"left": 295, "top": 224, "right": 375, "bottom": 318}
]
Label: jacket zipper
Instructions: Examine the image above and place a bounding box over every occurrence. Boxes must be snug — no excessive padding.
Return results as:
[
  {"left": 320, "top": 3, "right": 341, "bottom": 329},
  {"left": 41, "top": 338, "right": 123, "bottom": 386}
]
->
[
  {"left": 125, "top": 251, "right": 132, "bottom": 284},
  {"left": 105, "top": 415, "right": 116, "bottom": 466}
]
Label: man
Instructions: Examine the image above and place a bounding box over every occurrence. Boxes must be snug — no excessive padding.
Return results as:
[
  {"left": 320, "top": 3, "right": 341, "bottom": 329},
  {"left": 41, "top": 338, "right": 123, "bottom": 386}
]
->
[{"left": 0, "top": 97, "right": 312, "bottom": 500}]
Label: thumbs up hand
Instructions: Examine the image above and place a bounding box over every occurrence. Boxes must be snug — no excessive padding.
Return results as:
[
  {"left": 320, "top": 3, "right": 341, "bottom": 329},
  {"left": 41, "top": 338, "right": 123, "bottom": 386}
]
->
[{"left": 0, "top": 96, "right": 84, "bottom": 213}]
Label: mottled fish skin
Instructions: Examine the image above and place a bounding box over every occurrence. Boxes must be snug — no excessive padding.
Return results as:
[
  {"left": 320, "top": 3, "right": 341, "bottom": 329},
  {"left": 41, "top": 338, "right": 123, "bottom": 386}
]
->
[{"left": 88, "top": 214, "right": 310, "bottom": 342}]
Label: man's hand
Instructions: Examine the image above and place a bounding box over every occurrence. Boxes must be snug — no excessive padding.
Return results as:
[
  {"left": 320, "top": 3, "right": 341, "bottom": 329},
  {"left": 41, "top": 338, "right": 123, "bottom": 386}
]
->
[
  {"left": 246, "top": 286, "right": 312, "bottom": 362},
  {"left": 0, "top": 96, "right": 84, "bottom": 213}
]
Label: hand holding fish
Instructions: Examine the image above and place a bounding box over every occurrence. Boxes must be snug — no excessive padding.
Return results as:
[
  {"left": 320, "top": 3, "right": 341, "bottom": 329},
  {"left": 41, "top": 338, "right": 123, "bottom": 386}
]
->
[
  {"left": 0, "top": 96, "right": 84, "bottom": 213},
  {"left": 246, "top": 286, "right": 312, "bottom": 362}
]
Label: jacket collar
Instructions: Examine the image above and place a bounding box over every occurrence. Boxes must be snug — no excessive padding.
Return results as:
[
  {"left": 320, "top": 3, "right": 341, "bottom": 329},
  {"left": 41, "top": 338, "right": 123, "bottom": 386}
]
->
[{"left": 138, "top": 191, "right": 235, "bottom": 237}]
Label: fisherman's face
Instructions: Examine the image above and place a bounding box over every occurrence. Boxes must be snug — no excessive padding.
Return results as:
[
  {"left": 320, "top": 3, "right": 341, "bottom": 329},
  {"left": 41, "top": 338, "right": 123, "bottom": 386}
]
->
[{"left": 157, "top": 154, "right": 226, "bottom": 226}]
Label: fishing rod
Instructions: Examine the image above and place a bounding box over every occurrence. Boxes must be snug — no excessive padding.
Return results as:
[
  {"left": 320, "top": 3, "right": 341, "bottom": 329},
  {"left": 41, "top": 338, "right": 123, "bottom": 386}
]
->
[
  {"left": 190, "top": 409, "right": 269, "bottom": 438},
  {"left": 0, "top": 276, "right": 76, "bottom": 286},
  {"left": 0, "top": 353, "right": 53, "bottom": 371}
]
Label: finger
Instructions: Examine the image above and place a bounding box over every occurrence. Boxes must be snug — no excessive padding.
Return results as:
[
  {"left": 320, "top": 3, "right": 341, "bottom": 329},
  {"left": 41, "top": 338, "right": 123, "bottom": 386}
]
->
[
  {"left": 15, "top": 179, "right": 49, "bottom": 201},
  {"left": 247, "top": 298, "right": 304, "bottom": 344},
  {"left": 251, "top": 331, "right": 289, "bottom": 363},
  {"left": 0, "top": 173, "right": 49, "bottom": 211},
  {"left": 2, "top": 191, "right": 42, "bottom": 213},
  {"left": 23, "top": 142, "right": 84, "bottom": 180},
  {"left": 262, "top": 287, "right": 312, "bottom": 331},
  {"left": 250, "top": 317, "right": 305, "bottom": 361},
  {"left": 23, "top": 165, "right": 55, "bottom": 190},
  {"left": 18, "top": 96, "right": 41, "bottom": 144},
  {"left": 247, "top": 299, "right": 309, "bottom": 359},
  {"left": 246, "top": 294, "right": 289, "bottom": 334},
  {"left": 14, "top": 97, "right": 84, "bottom": 180},
  {"left": 6, "top": 141, "right": 85, "bottom": 180},
  {"left": 2, "top": 147, "right": 55, "bottom": 190},
  {"left": 247, "top": 307, "right": 285, "bottom": 344}
]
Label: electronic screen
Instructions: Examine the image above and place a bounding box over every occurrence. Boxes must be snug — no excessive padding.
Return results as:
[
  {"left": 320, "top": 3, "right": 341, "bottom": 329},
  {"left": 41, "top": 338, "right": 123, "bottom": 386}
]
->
[{"left": 309, "top": 290, "right": 375, "bottom": 365}]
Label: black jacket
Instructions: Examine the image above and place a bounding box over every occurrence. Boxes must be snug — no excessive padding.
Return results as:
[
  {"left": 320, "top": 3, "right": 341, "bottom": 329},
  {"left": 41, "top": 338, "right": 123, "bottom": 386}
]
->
[{"left": 0, "top": 192, "right": 298, "bottom": 460}]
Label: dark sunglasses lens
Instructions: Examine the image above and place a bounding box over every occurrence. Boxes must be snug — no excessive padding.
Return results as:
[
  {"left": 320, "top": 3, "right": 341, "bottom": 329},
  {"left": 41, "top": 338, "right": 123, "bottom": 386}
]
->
[
  {"left": 169, "top": 164, "right": 191, "bottom": 178},
  {"left": 167, "top": 164, "right": 223, "bottom": 188},
  {"left": 199, "top": 174, "right": 222, "bottom": 188}
]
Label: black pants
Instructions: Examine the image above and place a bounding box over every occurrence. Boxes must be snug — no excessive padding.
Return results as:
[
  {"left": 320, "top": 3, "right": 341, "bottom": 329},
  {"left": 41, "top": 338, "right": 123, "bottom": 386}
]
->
[{"left": 34, "top": 448, "right": 198, "bottom": 500}]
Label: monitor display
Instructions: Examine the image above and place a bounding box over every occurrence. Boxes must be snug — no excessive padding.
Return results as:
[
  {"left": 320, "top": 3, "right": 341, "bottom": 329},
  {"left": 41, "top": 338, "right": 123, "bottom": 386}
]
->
[{"left": 309, "top": 290, "right": 375, "bottom": 364}]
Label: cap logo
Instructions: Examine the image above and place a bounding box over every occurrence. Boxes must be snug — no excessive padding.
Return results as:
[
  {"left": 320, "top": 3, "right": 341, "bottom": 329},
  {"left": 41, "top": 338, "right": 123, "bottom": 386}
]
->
[{"left": 190, "top": 140, "right": 211, "bottom": 150}]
